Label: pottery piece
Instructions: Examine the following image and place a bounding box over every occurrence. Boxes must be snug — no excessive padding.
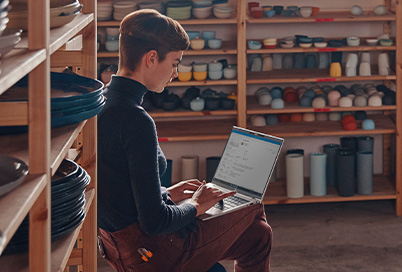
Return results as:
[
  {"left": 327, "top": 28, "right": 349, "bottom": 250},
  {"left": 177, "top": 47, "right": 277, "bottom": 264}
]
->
[
  {"left": 193, "top": 71, "right": 208, "bottom": 81},
  {"left": 271, "top": 98, "right": 284, "bottom": 109},
  {"left": 356, "top": 151, "right": 373, "bottom": 195},
  {"left": 178, "top": 72, "right": 192, "bottom": 82},
  {"left": 368, "top": 95, "right": 382, "bottom": 106},
  {"left": 286, "top": 153, "right": 304, "bottom": 198},
  {"left": 316, "top": 112, "right": 328, "bottom": 121},
  {"left": 328, "top": 112, "right": 341, "bottom": 121},
  {"left": 347, "top": 37, "right": 360, "bottom": 46},
  {"left": 359, "top": 62, "right": 371, "bottom": 76},
  {"left": 223, "top": 66, "right": 237, "bottom": 79},
  {"left": 361, "top": 52, "right": 371, "bottom": 62},
  {"left": 221, "top": 98, "right": 235, "bottom": 110},
  {"left": 208, "top": 70, "right": 223, "bottom": 80},
  {"left": 263, "top": 55, "right": 273, "bottom": 71},
  {"left": 190, "top": 38, "right": 205, "bottom": 50},
  {"left": 272, "top": 53, "right": 283, "bottom": 69},
  {"left": 323, "top": 144, "right": 340, "bottom": 187},
  {"left": 299, "top": 6, "right": 312, "bottom": 18},
  {"left": 327, "top": 90, "right": 341, "bottom": 106},
  {"left": 265, "top": 114, "right": 279, "bottom": 126},
  {"left": 178, "top": 63, "right": 192, "bottom": 73},
  {"left": 312, "top": 97, "right": 326, "bottom": 108},
  {"left": 330, "top": 62, "right": 342, "bottom": 77},
  {"left": 373, "top": 5, "right": 387, "bottom": 16},
  {"left": 337, "top": 148, "right": 356, "bottom": 196},
  {"left": 366, "top": 38, "right": 378, "bottom": 46},
  {"left": 351, "top": 5, "right": 363, "bottom": 15},
  {"left": 248, "top": 40, "right": 262, "bottom": 50},
  {"left": 310, "top": 153, "right": 327, "bottom": 196},
  {"left": 339, "top": 97, "right": 353, "bottom": 107},
  {"left": 251, "top": 57, "right": 262, "bottom": 71},
  {"left": 251, "top": 115, "right": 266, "bottom": 126},
  {"left": 353, "top": 95, "right": 368, "bottom": 107},
  {"left": 208, "top": 60, "right": 223, "bottom": 71},
  {"left": 208, "top": 38, "right": 222, "bottom": 49},
  {"left": 283, "top": 54, "right": 294, "bottom": 69},
  {"left": 362, "top": 119, "right": 375, "bottom": 130},
  {"left": 303, "top": 113, "right": 315, "bottom": 122}
]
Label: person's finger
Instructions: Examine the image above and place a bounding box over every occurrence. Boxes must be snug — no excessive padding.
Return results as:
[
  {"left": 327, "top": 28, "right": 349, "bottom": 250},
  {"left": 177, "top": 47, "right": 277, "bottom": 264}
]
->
[{"left": 219, "top": 190, "right": 237, "bottom": 199}]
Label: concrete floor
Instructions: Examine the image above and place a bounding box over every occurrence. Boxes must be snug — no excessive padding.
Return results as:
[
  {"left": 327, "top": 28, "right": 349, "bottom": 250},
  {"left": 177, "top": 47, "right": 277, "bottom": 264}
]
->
[{"left": 96, "top": 200, "right": 402, "bottom": 272}]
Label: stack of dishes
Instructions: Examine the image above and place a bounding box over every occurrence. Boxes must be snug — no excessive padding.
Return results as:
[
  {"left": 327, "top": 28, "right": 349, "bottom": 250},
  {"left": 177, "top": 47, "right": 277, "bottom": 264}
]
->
[
  {"left": 192, "top": 0, "right": 213, "bottom": 19},
  {"left": 113, "top": 1, "right": 138, "bottom": 21},
  {"left": 0, "top": 0, "right": 10, "bottom": 36},
  {"left": 138, "top": 1, "right": 164, "bottom": 13},
  {"left": 8, "top": 0, "right": 82, "bottom": 31},
  {"left": 0, "top": 154, "right": 28, "bottom": 197},
  {"left": 166, "top": 1, "right": 192, "bottom": 20},
  {"left": 3, "top": 159, "right": 89, "bottom": 255},
  {"left": 0, "top": 72, "right": 105, "bottom": 134},
  {"left": 98, "top": 0, "right": 113, "bottom": 21},
  {"left": 0, "top": 28, "right": 22, "bottom": 58}
]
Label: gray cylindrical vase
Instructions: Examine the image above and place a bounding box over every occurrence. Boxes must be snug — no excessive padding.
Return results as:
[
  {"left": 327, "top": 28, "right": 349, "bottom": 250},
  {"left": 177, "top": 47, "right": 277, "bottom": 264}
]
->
[
  {"left": 181, "top": 155, "right": 199, "bottom": 180},
  {"left": 272, "top": 53, "right": 283, "bottom": 69},
  {"left": 206, "top": 156, "right": 221, "bottom": 182},
  {"left": 309, "top": 152, "right": 327, "bottom": 196},
  {"left": 340, "top": 136, "right": 357, "bottom": 154},
  {"left": 337, "top": 148, "right": 356, "bottom": 196},
  {"left": 286, "top": 149, "right": 304, "bottom": 156},
  {"left": 323, "top": 144, "right": 340, "bottom": 187},
  {"left": 160, "top": 159, "right": 172, "bottom": 187},
  {"left": 357, "top": 136, "right": 374, "bottom": 152},
  {"left": 286, "top": 153, "right": 304, "bottom": 198},
  {"left": 318, "top": 52, "right": 330, "bottom": 68},
  {"left": 356, "top": 151, "right": 373, "bottom": 195},
  {"left": 283, "top": 54, "right": 294, "bottom": 69},
  {"left": 294, "top": 53, "right": 306, "bottom": 69}
]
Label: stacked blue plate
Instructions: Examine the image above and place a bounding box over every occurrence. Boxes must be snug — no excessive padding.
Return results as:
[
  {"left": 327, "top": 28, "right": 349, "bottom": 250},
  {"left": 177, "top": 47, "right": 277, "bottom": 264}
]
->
[
  {"left": 0, "top": 72, "right": 105, "bottom": 134},
  {"left": 166, "top": 1, "right": 192, "bottom": 20},
  {"left": 3, "top": 159, "right": 89, "bottom": 254}
]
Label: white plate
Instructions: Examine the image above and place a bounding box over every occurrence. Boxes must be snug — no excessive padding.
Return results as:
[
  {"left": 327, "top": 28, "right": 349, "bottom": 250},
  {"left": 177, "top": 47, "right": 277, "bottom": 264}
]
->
[{"left": 0, "top": 28, "right": 22, "bottom": 56}]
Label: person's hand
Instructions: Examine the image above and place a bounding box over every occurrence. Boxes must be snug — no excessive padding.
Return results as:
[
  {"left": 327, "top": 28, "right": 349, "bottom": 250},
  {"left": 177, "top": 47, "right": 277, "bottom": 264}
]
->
[
  {"left": 187, "top": 181, "right": 236, "bottom": 217},
  {"left": 167, "top": 179, "right": 203, "bottom": 203}
]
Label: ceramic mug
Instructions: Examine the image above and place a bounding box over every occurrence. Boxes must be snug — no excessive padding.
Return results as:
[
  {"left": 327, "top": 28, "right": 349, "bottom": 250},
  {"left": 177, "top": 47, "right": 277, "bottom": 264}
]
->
[{"left": 330, "top": 62, "right": 342, "bottom": 77}]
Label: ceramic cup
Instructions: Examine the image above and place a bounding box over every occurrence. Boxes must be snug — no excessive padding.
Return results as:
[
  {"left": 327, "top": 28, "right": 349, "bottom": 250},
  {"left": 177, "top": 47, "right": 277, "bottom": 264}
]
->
[
  {"left": 330, "top": 62, "right": 342, "bottom": 77},
  {"left": 359, "top": 62, "right": 371, "bottom": 76}
]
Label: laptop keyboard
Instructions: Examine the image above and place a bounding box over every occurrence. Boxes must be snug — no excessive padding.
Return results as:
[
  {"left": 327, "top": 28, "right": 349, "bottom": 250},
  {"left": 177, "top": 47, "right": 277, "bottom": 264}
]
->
[{"left": 214, "top": 195, "right": 249, "bottom": 211}]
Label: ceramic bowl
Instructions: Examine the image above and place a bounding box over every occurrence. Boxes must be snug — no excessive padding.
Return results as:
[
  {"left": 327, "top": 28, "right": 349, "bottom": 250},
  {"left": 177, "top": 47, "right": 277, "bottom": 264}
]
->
[
  {"left": 201, "top": 31, "right": 216, "bottom": 40},
  {"left": 193, "top": 71, "right": 208, "bottom": 81},
  {"left": 178, "top": 63, "right": 192, "bottom": 73},
  {"left": 283, "top": 9, "right": 294, "bottom": 17},
  {"left": 373, "top": 5, "right": 387, "bottom": 15},
  {"left": 208, "top": 70, "right": 223, "bottom": 80},
  {"left": 248, "top": 40, "right": 262, "bottom": 50},
  {"left": 208, "top": 38, "right": 222, "bottom": 49},
  {"left": 264, "top": 44, "right": 277, "bottom": 49},
  {"left": 178, "top": 72, "right": 192, "bottom": 82},
  {"left": 250, "top": 7, "right": 263, "bottom": 18},
  {"left": 264, "top": 9, "right": 275, "bottom": 17},
  {"left": 311, "top": 7, "right": 320, "bottom": 16},
  {"left": 0, "top": 154, "right": 29, "bottom": 197},
  {"left": 106, "top": 27, "right": 119, "bottom": 36},
  {"left": 186, "top": 31, "right": 200, "bottom": 40},
  {"left": 190, "top": 97, "right": 205, "bottom": 111},
  {"left": 299, "top": 42, "right": 312, "bottom": 48},
  {"left": 314, "top": 42, "right": 327, "bottom": 48},
  {"left": 223, "top": 66, "right": 237, "bottom": 79},
  {"left": 192, "top": 6, "right": 212, "bottom": 19},
  {"left": 347, "top": 37, "right": 360, "bottom": 46},
  {"left": 105, "top": 40, "right": 119, "bottom": 52},
  {"left": 263, "top": 38, "right": 277, "bottom": 44},
  {"left": 190, "top": 38, "right": 205, "bottom": 50},
  {"left": 351, "top": 5, "right": 363, "bottom": 16},
  {"left": 280, "top": 42, "right": 294, "bottom": 48},
  {"left": 262, "top": 5, "right": 273, "bottom": 11},
  {"left": 380, "top": 38, "right": 393, "bottom": 46},
  {"left": 193, "top": 62, "right": 208, "bottom": 72},
  {"left": 213, "top": 6, "right": 233, "bottom": 19},
  {"left": 366, "top": 38, "right": 378, "bottom": 46},
  {"left": 208, "top": 61, "right": 223, "bottom": 71},
  {"left": 299, "top": 6, "right": 312, "bottom": 18},
  {"left": 221, "top": 98, "right": 235, "bottom": 110}
]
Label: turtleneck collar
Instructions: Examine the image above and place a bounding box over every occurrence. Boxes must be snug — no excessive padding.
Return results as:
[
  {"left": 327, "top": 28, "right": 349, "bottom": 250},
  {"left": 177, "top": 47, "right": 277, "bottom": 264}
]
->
[{"left": 105, "top": 75, "right": 148, "bottom": 105}]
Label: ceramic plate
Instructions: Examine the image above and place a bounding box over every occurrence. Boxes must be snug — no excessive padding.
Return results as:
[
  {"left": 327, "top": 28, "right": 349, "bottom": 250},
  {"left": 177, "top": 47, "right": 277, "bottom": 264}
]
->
[
  {"left": 51, "top": 159, "right": 79, "bottom": 186},
  {"left": 51, "top": 209, "right": 85, "bottom": 241},
  {"left": 51, "top": 94, "right": 105, "bottom": 117},
  {"left": 0, "top": 28, "right": 22, "bottom": 56},
  {"left": 0, "top": 154, "right": 29, "bottom": 197}
]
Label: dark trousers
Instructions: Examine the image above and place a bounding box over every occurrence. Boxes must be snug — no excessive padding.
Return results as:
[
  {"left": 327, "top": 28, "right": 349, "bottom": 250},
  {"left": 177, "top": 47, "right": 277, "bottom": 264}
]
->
[{"left": 99, "top": 203, "right": 272, "bottom": 272}]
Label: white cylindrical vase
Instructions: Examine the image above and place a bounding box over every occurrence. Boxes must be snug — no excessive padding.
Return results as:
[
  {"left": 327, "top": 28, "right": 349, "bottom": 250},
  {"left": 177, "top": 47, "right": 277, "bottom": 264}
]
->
[{"left": 286, "top": 153, "right": 304, "bottom": 198}]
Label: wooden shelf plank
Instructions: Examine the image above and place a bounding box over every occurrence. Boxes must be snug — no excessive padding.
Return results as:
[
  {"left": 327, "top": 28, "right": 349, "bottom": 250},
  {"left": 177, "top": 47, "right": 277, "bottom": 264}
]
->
[
  {"left": 263, "top": 175, "right": 396, "bottom": 204},
  {"left": 97, "top": 17, "right": 237, "bottom": 27},
  {"left": 0, "top": 49, "right": 46, "bottom": 96},
  {"left": 168, "top": 79, "right": 237, "bottom": 87},
  {"left": 156, "top": 118, "right": 236, "bottom": 142},
  {"left": 247, "top": 11, "right": 396, "bottom": 24},
  {"left": 0, "top": 102, "right": 28, "bottom": 126},
  {"left": 247, "top": 69, "right": 396, "bottom": 84},
  {"left": 248, "top": 114, "right": 395, "bottom": 138},
  {"left": 0, "top": 189, "right": 95, "bottom": 272},
  {"left": 51, "top": 189, "right": 95, "bottom": 272},
  {"left": 247, "top": 96, "right": 397, "bottom": 114},
  {"left": 150, "top": 108, "right": 237, "bottom": 118},
  {"left": 97, "top": 41, "right": 237, "bottom": 58},
  {"left": 0, "top": 121, "right": 86, "bottom": 177},
  {"left": 49, "top": 14, "right": 94, "bottom": 55},
  {"left": 0, "top": 174, "right": 47, "bottom": 255}
]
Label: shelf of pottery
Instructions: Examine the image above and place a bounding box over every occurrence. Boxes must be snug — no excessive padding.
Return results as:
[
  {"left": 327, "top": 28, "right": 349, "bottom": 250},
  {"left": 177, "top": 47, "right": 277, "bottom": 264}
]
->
[
  {"left": 0, "top": 0, "right": 99, "bottom": 271},
  {"left": 239, "top": 1, "right": 401, "bottom": 215},
  {"left": 97, "top": 0, "right": 241, "bottom": 141}
]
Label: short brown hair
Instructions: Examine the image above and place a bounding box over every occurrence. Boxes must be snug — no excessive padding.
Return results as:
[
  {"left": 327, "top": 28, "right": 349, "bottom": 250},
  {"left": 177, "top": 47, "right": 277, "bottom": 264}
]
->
[{"left": 119, "top": 9, "right": 190, "bottom": 72}]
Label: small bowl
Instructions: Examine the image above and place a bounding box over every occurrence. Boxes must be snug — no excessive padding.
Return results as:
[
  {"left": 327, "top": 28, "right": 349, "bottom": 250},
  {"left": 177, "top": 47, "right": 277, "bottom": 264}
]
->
[
  {"left": 299, "top": 6, "right": 312, "bottom": 17},
  {"left": 190, "top": 38, "right": 205, "bottom": 50},
  {"left": 201, "top": 31, "right": 216, "bottom": 40},
  {"left": 208, "top": 70, "right": 223, "bottom": 80},
  {"left": 106, "top": 27, "right": 119, "bottom": 36},
  {"left": 105, "top": 40, "right": 119, "bottom": 52},
  {"left": 248, "top": 40, "right": 262, "bottom": 50},
  {"left": 283, "top": 9, "right": 294, "bottom": 17},
  {"left": 178, "top": 72, "right": 192, "bottom": 82},
  {"left": 347, "top": 37, "right": 360, "bottom": 46},
  {"left": 264, "top": 44, "right": 277, "bottom": 49},
  {"left": 192, "top": 6, "right": 213, "bottom": 19},
  {"left": 208, "top": 60, "right": 223, "bottom": 71},
  {"left": 193, "top": 71, "right": 208, "bottom": 81},
  {"left": 280, "top": 42, "right": 294, "bottom": 48},
  {"left": 366, "top": 38, "right": 378, "bottom": 46},
  {"left": 380, "top": 38, "right": 393, "bottom": 46},
  {"left": 298, "top": 37, "right": 313, "bottom": 43},
  {"left": 186, "top": 31, "right": 200, "bottom": 40},
  {"left": 178, "top": 63, "right": 192, "bottom": 73},
  {"left": 264, "top": 9, "right": 275, "bottom": 17},
  {"left": 299, "top": 42, "right": 312, "bottom": 48},
  {"left": 311, "top": 7, "right": 320, "bottom": 16},
  {"left": 223, "top": 66, "right": 237, "bottom": 79},
  {"left": 314, "top": 42, "right": 327, "bottom": 48},
  {"left": 250, "top": 7, "right": 263, "bottom": 18},
  {"left": 193, "top": 62, "right": 208, "bottom": 72},
  {"left": 208, "top": 38, "right": 222, "bottom": 49}
]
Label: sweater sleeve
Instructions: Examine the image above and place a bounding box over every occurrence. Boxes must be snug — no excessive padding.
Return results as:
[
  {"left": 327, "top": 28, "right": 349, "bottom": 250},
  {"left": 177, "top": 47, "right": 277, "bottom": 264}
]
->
[{"left": 120, "top": 111, "right": 197, "bottom": 236}]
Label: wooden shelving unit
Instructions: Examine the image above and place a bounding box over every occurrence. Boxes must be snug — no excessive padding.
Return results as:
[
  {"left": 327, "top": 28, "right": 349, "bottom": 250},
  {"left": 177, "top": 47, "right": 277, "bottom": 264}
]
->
[
  {"left": 0, "top": 0, "right": 98, "bottom": 271},
  {"left": 96, "top": 0, "right": 401, "bottom": 215}
]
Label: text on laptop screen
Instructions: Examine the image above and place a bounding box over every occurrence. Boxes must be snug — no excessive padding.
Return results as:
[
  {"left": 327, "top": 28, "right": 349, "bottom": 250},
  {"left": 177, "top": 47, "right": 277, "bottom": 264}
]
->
[{"left": 213, "top": 129, "right": 282, "bottom": 195}]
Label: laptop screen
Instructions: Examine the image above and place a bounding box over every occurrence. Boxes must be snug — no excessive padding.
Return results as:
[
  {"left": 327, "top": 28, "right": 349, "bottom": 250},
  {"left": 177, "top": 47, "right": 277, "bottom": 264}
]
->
[{"left": 212, "top": 126, "right": 283, "bottom": 199}]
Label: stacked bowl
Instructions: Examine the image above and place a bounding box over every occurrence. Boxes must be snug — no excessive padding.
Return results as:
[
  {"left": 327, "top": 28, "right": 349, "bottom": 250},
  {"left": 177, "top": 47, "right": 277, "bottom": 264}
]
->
[
  {"left": 0, "top": 0, "right": 10, "bottom": 37},
  {"left": 138, "top": 1, "right": 164, "bottom": 13},
  {"left": 105, "top": 27, "right": 119, "bottom": 52},
  {"left": 213, "top": 5, "right": 233, "bottom": 19},
  {"left": 192, "top": 0, "right": 213, "bottom": 19},
  {"left": 8, "top": 0, "right": 82, "bottom": 30},
  {"left": 98, "top": 0, "right": 113, "bottom": 21},
  {"left": 166, "top": 1, "right": 192, "bottom": 20},
  {"left": 3, "top": 159, "right": 90, "bottom": 255},
  {"left": 0, "top": 72, "right": 105, "bottom": 134},
  {"left": 113, "top": 1, "right": 138, "bottom": 21}
]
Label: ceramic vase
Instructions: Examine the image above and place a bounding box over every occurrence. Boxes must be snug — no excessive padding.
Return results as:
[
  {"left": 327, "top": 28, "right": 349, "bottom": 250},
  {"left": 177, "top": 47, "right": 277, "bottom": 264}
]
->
[
  {"left": 181, "top": 155, "right": 199, "bottom": 180},
  {"left": 323, "top": 144, "right": 340, "bottom": 187},
  {"left": 294, "top": 53, "right": 306, "bottom": 69},
  {"left": 357, "top": 136, "right": 374, "bottom": 152},
  {"left": 340, "top": 136, "right": 357, "bottom": 154},
  {"left": 309, "top": 153, "right": 327, "bottom": 196},
  {"left": 206, "top": 157, "right": 221, "bottom": 182},
  {"left": 305, "top": 54, "right": 317, "bottom": 68},
  {"left": 160, "top": 159, "right": 172, "bottom": 187},
  {"left": 272, "top": 53, "right": 283, "bottom": 69},
  {"left": 337, "top": 148, "right": 356, "bottom": 196},
  {"left": 283, "top": 54, "right": 294, "bottom": 69},
  {"left": 357, "top": 151, "right": 373, "bottom": 195},
  {"left": 318, "top": 52, "right": 330, "bottom": 68},
  {"left": 286, "top": 153, "right": 304, "bottom": 198},
  {"left": 330, "top": 62, "right": 342, "bottom": 77},
  {"left": 251, "top": 57, "right": 263, "bottom": 71}
]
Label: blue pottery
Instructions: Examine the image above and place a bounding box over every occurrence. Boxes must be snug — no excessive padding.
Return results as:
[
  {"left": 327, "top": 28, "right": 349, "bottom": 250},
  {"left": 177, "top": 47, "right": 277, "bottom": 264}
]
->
[
  {"left": 305, "top": 54, "right": 317, "bottom": 68},
  {"left": 265, "top": 114, "right": 279, "bottom": 126},
  {"left": 283, "top": 54, "right": 294, "bottom": 69},
  {"left": 303, "top": 89, "right": 316, "bottom": 99},
  {"left": 362, "top": 119, "right": 375, "bottom": 130},
  {"left": 270, "top": 87, "right": 283, "bottom": 99},
  {"left": 294, "top": 53, "right": 306, "bottom": 69},
  {"left": 300, "top": 96, "right": 312, "bottom": 107}
]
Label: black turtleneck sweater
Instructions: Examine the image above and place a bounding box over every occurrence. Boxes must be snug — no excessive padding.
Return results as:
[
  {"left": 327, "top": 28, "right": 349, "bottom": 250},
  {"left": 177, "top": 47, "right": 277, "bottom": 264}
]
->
[{"left": 97, "top": 76, "right": 197, "bottom": 235}]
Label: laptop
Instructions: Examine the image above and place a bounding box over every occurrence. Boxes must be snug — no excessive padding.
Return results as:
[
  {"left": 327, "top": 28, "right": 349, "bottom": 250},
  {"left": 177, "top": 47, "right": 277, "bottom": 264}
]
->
[{"left": 198, "top": 126, "right": 284, "bottom": 221}]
